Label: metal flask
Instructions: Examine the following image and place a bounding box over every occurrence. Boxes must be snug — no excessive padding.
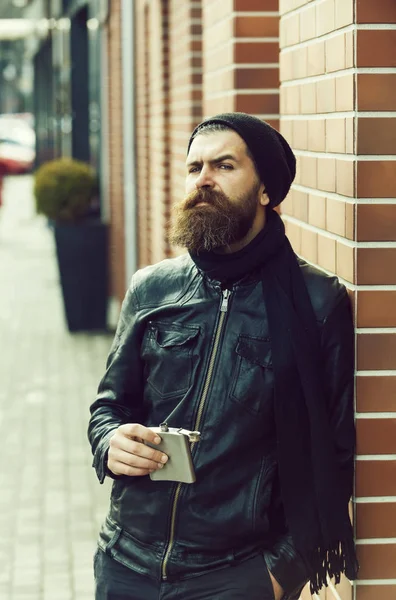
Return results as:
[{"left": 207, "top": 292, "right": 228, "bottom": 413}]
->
[{"left": 146, "top": 423, "right": 200, "bottom": 484}]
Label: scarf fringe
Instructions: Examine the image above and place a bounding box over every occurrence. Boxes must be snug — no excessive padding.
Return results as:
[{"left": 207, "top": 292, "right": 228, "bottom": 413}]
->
[{"left": 309, "top": 538, "right": 359, "bottom": 595}]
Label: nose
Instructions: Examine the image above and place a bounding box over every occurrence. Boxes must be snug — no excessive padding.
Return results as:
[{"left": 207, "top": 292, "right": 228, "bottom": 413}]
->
[{"left": 195, "top": 166, "right": 214, "bottom": 189}]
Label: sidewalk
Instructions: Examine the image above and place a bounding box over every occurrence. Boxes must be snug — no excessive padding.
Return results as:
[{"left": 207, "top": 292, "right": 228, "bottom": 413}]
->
[{"left": 0, "top": 176, "right": 112, "bottom": 600}]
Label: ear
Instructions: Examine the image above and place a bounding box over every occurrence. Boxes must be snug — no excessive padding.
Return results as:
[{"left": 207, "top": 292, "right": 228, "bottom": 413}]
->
[{"left": 259, "top": 187, "right": 270, "bottom": 207}]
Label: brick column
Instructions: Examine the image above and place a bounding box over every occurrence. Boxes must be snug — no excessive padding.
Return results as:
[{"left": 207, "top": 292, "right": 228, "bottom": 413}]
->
[
  {"left": 136, "top": 0, "right": 203, "bottom": 265},
  {"left": 106, "top": 0, "right": 126, "bottom": 303},
  {"left": 279, "top": 0, "right": 355, "bottom": 279},
  {"left": 354, "top": 2, "right": 396, "bottom": 600},
  {"left": 168, "top": 0, "right": 203, "bottom": 253},
  {"left": 279, "top": 1, "right": 396, "bottom": 599},
  {"left": 202, "top": 0, "right": 280, "bottom": 129},
  {"left": 135, "top": 2, "right": 151, "bottom": 268},
  {"left": 135, "top": 0, "right": 170, "bottom": 267}
]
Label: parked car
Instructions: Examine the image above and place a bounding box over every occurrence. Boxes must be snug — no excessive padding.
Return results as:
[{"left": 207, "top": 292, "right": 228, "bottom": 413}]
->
[{"left": 0, "top": 113, "right": 36, "bottom": 175}]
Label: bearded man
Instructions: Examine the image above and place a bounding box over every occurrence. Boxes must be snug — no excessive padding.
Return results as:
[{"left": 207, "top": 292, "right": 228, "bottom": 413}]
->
[{"left": 88, "top": 113, "right": 358, "bottom": 600}]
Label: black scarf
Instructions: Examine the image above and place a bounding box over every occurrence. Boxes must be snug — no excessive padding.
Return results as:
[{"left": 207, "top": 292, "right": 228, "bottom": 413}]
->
[{"left": 190, "top": 210, "right": 358, "bottom": 594}]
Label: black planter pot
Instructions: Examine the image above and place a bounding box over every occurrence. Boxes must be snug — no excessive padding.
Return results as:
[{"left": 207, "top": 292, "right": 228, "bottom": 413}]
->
[{"left": 54, "top": 220, "right": 108, "bottom": 332}]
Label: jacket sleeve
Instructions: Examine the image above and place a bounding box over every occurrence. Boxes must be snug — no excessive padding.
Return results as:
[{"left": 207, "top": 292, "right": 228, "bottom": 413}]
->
[
  {"left": 264, "top": 288, "right": 355, "bottom": 597},
  {"left": 87, "top": 279, "right": 147, "bottom": 483}
]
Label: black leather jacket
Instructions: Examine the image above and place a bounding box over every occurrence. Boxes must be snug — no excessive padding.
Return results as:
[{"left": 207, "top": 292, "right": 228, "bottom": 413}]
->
[{"left": 88, "top": 253, "right": 355, "bottom": 599}]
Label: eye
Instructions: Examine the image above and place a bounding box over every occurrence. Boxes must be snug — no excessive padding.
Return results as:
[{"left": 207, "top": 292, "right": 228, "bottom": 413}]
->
[
  {"left": 219, "top": 164, "right": 233, "bottom": 170},
  {"left": 188, "top": 166, "right": 201, "bottom": 174}
]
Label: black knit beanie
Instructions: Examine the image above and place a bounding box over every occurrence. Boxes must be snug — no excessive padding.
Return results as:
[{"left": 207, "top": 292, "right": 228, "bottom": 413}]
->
[{"left": 188, "top": 112, "right": 296, "bottom": 208}]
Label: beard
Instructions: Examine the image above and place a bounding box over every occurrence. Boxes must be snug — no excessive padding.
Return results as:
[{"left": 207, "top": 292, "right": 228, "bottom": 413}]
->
[{"left": 168, "top": 184, "right": 260, "bottom": 254}]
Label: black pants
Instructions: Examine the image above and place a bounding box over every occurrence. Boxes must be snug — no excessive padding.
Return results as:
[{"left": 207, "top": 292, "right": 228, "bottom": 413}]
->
[{"left": 94, "top": 549, "right": 275, "bottom": 600}]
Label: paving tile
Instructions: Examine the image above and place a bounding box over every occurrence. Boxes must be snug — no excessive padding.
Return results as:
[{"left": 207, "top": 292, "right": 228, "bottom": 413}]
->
[{"left": 0, "top": 176, "right": 112, "bottom": 600}]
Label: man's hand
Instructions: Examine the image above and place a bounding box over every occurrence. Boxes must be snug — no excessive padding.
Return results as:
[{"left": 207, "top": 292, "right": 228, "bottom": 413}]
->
[
  {"left": 107, "top": 423, "right": 168, "bottom": 477},
  {"left": 268, "top": 569, "right": 284, "bottom": 600}
]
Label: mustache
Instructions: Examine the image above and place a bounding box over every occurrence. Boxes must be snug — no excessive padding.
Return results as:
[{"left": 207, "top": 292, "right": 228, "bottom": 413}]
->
[{"left": 183, "top": 188, "right": 227, "bottom": 210}]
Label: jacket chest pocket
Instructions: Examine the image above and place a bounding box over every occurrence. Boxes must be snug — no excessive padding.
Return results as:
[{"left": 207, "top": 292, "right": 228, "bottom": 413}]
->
[
  {"left": 230, "top": 336, "right": 274, "bottom": 416},
  {"left": 142, "top": 322, "right": 200, "bottom": 400}
]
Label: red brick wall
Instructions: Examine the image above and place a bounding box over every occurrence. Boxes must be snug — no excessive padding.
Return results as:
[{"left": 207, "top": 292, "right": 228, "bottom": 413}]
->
[
  {"left": 354, "top": 1, "right": 396, "bottom": 598},
  {"left": 279, "top": 1, "right": 396, "bottom": 599},
  {"left": 135, "top": 0, "right": 171, "bottom": 266},
  {"left": 135, "top": 0, "right": 203, "bottom": 266},
  {"left": 202, "top": 0, "right": 280, "bottom": 129},
  {"left": 106, "top": 0, "right": 126, "bottom": 303},
  {"left": 135, "top": 0, "right": 281, "bottom": 268},
  {"left": 169, "top": 0, "right": 203, "bottom": 250},
  {"left": 147, "top": 0, "right": 170, "bottom": 264},
  {"left": 114, "top": 3, "right": 396, "bottom": 596},
  {"left": 136, "top": 1, "right": 153, "bottom": 268},
  {"left": 280, "top": 0, "right": 355, "bottom": 279}
]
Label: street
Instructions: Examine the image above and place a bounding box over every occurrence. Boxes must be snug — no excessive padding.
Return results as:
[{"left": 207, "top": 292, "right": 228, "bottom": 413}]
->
[{"left": 0, "top": 175, "right": 112, "bottom": 599}]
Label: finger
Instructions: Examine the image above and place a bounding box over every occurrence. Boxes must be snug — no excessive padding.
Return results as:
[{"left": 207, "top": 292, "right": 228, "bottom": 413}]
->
[
  {"left": 109, "top": 447, "right": 165, "bottom": 472},
  {"left": 130, "top": 439, "right": 168, "bottom": 465},
  {"left": 119, "top": 423, "right": 162, "bottom": 445},
  {"left": 110, "top": 436, "right": 168, "bottom": 465},
  {"left": 108, "top": 459, "right": 153, "bottom": 477}
]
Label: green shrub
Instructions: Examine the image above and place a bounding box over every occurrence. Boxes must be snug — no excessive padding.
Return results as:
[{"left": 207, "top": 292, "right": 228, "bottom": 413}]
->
[{"left": 34, "top": 158, "right": 97, "bottom": 223}]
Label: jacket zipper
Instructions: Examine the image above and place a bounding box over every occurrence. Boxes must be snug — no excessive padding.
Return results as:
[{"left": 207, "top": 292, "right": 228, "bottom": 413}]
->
[{"left": 161, "top": 288, "right": 231, "bottom": 580}]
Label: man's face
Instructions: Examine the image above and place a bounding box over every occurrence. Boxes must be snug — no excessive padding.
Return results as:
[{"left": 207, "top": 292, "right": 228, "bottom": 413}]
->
[{"left": 169, "top": 129, "right": 268, "bottom": 253}]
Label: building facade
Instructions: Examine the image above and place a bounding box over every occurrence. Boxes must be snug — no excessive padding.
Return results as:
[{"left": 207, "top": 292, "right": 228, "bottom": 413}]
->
[
  {"left": 104, "top": 2, "right": 396, "bottom": 600},
  {"left": 23, "top": 1, "right": 396, "bottom": 598},
  {"left": 278, "top": 1, "right": 396, "bottom": 600}
]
